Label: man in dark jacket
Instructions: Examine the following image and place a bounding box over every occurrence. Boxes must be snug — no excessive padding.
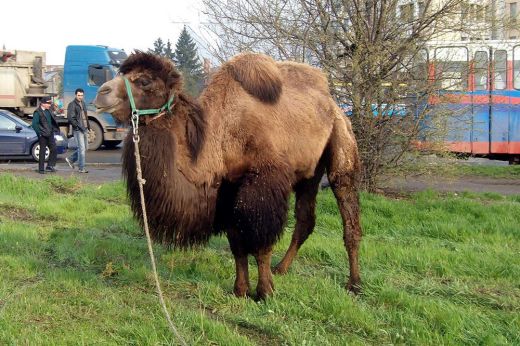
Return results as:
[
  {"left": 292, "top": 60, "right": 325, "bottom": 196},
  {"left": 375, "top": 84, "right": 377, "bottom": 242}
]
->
[
  {"left": 65, "top": 88, "right": 90, "bottom": 173},
  {"left": 31, "top": 96, "right": 59, "bottom": 174}
]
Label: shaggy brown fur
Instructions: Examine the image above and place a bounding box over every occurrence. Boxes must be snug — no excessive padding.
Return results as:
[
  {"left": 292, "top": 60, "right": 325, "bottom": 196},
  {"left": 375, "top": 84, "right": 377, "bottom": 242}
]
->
[{"left": 94, "top": 51, "right": 362, "bottom": 299}]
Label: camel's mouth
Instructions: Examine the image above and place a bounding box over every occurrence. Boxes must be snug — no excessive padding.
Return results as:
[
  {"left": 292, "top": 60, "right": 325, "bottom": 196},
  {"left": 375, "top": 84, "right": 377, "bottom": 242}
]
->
[{"left": 95, "top": 101, "right": 121, "bottom": 114}]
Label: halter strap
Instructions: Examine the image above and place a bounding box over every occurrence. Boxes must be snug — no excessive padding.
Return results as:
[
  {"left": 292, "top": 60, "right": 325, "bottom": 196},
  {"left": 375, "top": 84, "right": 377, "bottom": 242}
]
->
[{"left": 124, "top": 77, "right": 175, "bottom": 118}]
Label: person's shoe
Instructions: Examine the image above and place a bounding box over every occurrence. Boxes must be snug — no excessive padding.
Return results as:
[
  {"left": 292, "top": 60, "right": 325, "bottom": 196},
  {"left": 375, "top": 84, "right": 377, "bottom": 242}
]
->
[
  {"left": 78, "top": 169, "right": 89, "bottom": 173},
  {"left": 45, "top": 166, "right": 56, "bottom": 172},
  {"left": 38, "top": 170, "right": 45, "bottom": 174},
  {"left": 65, "top": 157, "right": 75, "bottom": 169}
]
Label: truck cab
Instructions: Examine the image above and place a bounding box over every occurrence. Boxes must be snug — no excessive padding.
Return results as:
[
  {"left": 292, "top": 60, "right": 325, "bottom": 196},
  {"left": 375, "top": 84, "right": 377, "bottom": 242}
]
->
[{"left": 63, "top": 45, "right": 128, "bottom": 150}]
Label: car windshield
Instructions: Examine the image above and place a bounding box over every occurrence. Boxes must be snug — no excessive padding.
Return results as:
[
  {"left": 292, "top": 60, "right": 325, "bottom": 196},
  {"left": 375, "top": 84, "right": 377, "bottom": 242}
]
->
[{"left": 0, "top": 111, "right": 31, "bottom": 128}]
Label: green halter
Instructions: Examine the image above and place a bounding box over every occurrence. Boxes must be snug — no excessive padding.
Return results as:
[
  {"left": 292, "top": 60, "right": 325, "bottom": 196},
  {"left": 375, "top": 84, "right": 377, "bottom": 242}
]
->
[{"left": 124, "top": 77, "right": 175, "bottom": 118}]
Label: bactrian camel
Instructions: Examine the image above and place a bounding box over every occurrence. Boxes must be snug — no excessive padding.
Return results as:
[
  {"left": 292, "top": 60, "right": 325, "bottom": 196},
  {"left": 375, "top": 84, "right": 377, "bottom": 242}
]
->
[{"left": 93, "top": 51, "right": 362, "bottom": 300}]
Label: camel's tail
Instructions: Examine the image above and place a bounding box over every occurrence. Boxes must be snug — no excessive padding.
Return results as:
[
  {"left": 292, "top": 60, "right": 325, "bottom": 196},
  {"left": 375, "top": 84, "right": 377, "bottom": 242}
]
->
[{"left": 227, "top": 53, "right": 282, "bottom": 104}]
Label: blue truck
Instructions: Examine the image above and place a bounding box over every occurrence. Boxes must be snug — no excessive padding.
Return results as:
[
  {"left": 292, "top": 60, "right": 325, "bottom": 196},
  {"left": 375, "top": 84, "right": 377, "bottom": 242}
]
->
[{"left": 62, "top": 45, "right": 128, "bottom": 150}]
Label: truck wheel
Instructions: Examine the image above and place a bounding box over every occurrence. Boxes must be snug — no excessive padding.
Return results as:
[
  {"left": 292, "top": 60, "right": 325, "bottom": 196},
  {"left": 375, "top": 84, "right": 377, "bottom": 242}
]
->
[
  {"left": 31, "top": 143, "right": 50, "bottom": 162},
  {"left": 87, "top": 120, "right": 103, "bottom": 150}
]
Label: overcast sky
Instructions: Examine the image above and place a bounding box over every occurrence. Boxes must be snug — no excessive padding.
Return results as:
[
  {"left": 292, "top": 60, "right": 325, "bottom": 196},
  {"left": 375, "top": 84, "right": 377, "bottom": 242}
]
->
[{"left": 3, "top": 0, "right": 207, "bottom": 65}]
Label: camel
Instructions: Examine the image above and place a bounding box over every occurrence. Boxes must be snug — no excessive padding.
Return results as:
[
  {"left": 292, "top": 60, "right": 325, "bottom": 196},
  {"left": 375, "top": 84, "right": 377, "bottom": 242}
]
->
[{"left": 93, "top": 51, "right": 362, "bottom": 300}]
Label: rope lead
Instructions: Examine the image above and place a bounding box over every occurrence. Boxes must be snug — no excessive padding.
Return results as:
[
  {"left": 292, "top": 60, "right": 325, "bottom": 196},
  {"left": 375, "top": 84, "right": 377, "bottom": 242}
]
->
[{"left": 132, "top": 109, "right": 187, "bottom": 346}]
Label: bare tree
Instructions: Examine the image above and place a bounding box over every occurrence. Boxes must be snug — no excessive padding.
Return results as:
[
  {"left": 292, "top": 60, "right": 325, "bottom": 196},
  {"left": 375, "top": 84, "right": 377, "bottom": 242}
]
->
[{"left": 202, "top": 0, "right": 505, "bottom": 191}]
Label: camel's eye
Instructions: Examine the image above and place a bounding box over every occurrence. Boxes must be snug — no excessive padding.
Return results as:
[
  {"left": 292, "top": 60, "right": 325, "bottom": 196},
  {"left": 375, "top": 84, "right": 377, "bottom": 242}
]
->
[{"left": 137, "top": 78, "right": 152, "bottom": 88}]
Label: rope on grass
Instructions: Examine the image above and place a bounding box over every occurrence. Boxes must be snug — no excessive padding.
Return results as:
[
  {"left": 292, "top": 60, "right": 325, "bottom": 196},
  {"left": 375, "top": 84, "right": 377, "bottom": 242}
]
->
[{"left": 132, "top": 114, "right": 187, "bottom": 346}]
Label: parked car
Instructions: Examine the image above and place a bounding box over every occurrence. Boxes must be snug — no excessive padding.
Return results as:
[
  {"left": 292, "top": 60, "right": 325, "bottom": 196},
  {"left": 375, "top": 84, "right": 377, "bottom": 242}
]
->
[{"left": 0, "top": 109, "right": 68, "bottom": 161}]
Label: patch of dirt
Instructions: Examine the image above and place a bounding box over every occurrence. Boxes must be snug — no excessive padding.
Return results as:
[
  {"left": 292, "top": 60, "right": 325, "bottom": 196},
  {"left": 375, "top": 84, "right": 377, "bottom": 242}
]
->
[
  {"left": 384, "top": 176, "right": 520, "bottom": 196},
  {"left": 0, "top": 203, "right": 34, "bottom": 222},
  {"left": 47, "top": 179, "right": 82, "bottom": 194}
]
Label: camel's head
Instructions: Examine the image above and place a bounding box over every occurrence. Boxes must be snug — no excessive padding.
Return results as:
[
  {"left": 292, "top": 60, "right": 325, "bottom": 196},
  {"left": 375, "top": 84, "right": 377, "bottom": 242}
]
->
[{"left": 93, "top": 51, "right": 182, "bottom": 123}]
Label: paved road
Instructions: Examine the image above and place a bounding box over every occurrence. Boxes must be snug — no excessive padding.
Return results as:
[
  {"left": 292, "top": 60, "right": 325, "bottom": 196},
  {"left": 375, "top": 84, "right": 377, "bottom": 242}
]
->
[{"left": 0, "top": 145, "right": 123, "bottom": 183}]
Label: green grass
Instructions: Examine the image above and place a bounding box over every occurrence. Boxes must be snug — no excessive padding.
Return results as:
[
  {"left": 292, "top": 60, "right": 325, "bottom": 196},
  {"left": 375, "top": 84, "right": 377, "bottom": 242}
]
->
[
  {"left": 394, "top": 157, "right": 520, "bottom": 179},
  {"left": 1, "top": 173, "right": 519, "bottom": 345},
  {"left": 450, "top": 164, "right": 520, "bottom": 179}
]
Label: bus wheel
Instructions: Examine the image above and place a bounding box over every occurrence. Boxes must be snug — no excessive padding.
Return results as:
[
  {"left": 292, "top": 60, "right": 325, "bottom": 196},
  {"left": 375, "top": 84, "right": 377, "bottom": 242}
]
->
[
  {"left": 87, "top": 120, "right": 103, "bottom": 150},
  {"left": 509, "top": 156, "right": 520, "bottom": 165}
]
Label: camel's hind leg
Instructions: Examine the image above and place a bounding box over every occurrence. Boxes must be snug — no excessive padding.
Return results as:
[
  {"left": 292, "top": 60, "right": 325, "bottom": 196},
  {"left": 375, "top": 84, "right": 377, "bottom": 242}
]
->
[
  {"left": 273, "top": 162, "right": 326, "bottom": 274},
  {"left": 327, "top": 116, "right": 362, "bottom": 294}
]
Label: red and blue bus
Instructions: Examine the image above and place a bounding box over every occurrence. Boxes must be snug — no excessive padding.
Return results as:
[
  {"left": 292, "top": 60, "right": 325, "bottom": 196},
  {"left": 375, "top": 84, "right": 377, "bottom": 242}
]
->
[{"left": 427, "top": 40, "right": 520, "bottom": 163}]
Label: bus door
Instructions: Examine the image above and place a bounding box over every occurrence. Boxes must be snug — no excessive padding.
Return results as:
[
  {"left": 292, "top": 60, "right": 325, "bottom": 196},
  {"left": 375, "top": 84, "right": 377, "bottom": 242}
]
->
[
  {"left": 511, "top": 46, "right": 520, "bottom": 155},
  {"left": 435, "top": 46, "right": 471, "bottom": 153},
  {"left": 489, "top": 49, "right": 509, "bottom": 154},
  {"left": 472, "top": 50, "right": 490, "bottom": 154}
]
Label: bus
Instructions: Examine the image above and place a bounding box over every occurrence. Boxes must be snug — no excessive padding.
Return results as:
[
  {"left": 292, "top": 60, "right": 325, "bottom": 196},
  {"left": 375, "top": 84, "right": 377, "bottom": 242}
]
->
[{"left": 426, "top": 40, "right": 520, "bottom": 163}]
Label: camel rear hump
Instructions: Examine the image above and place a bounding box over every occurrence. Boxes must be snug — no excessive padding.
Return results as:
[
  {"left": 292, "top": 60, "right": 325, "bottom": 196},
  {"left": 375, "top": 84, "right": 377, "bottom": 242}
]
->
[{"left": 227, "top": 53, "right": 282, "bottom": 104}]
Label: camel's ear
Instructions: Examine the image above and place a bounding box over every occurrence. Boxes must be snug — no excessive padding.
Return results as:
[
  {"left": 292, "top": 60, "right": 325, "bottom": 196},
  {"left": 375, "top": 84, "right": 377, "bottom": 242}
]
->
[{"left": 166, "top": 70, "right": 182, "bottom": 91}]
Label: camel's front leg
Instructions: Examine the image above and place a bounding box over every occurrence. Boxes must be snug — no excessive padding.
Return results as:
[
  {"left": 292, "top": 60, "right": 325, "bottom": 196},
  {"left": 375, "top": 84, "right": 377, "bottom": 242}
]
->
[
  {"left": 254, "top": 246, "right": 274, "bottom": 300},
  {"left": 227, "top": 229, "right": 251, "bottom": 297},
  {"left": 231, "top": 166, "right": 291, "bottom": 299}
]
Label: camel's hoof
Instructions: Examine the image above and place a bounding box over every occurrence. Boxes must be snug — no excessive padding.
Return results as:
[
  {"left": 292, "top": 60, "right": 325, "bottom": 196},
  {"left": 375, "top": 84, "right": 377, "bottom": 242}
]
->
[
  {"left": 346, "top": 279, "right": 361, "bottom": 295},
  {"left": 233, "top": 286, "right": 252, "bottom": 298},
  {"left": 255, "top": 290, "right": 273, "bottom": 301},
  {"left": 272, "top": 264, "right": 288, "bottom": 275},
  {"left": 255, "top": 283, "right": 275, "bottom": 301}
]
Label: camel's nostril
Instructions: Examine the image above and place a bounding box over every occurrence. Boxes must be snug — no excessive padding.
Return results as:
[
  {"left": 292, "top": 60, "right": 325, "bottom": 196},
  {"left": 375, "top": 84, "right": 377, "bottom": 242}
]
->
[{"left": 98, "top": 84, "right": 112, "bottom": 95}]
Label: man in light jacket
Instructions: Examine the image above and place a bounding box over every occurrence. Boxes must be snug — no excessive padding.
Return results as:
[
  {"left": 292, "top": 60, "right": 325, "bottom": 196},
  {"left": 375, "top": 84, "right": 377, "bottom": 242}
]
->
[{"left": 65, "top": 88, "right": 90, "bottom": 173}]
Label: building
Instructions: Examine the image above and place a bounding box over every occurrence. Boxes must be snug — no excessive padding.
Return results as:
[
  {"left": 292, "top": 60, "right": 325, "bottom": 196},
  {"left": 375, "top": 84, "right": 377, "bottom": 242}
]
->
[{"left": 397, "top": 0, "right": 520, "bottom": 41}]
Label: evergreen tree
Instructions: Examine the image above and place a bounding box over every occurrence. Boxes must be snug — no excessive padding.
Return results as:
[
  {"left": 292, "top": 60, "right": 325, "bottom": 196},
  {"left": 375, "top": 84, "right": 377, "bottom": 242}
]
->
[
  {"left": 173, "top": 26, "right": 205, "bottom": 96},
  {"left": 148, "top": 38, "right": 175, "bottom": 62},
  {"left": 148, "top": 37, "right": 165, "bottom": 56},
  {"left": 163, "top": 39, "right": 175, "bottom": 61}
]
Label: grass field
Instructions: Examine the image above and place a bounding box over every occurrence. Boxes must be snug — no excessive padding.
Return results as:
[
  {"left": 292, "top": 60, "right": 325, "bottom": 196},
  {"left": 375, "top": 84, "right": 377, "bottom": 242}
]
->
[
  {"left": 450, "top": 163, "right": 520, "bottom": 179},
  {"left": 0, "top": 173, "right": 519, "bottom": 345},
  {"left": 395, "top": 158, "right": 520, "bottom": 180}
]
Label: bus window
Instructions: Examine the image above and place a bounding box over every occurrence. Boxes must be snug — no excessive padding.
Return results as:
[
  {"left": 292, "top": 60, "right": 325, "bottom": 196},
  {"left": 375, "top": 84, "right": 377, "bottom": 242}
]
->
[
  {"left": 493, "top": 50, "right": 506, "bottom": 90},
  {"left": 514, "top": 46, "right": 520, "bottom": 89},
  {"left": 474, "top": 51, "right": 488, "bottom": 90},
  {"left": 434, "top": 47, "right": 468, "bottom": 91}
]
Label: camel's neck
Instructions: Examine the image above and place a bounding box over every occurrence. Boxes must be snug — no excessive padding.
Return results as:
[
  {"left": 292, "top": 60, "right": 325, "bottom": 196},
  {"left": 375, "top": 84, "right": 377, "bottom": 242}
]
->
[{"left": 122, "top": 115, "right": 219, "bottom": 247}]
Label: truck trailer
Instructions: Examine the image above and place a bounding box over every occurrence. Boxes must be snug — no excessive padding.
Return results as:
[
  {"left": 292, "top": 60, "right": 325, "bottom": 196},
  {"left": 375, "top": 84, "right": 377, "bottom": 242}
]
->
[{"left": 0, "top": 50, "right": 49, "bottom": 116}]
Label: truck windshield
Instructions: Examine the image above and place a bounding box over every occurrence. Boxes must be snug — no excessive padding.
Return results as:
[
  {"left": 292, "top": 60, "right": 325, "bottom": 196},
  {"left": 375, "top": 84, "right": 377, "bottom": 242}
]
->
[
  {"left": 88, "top": 65, "right": 113, "bottom": 86},
  {"left": 108, "top": 50, "right": 127, "bottom": 67}
]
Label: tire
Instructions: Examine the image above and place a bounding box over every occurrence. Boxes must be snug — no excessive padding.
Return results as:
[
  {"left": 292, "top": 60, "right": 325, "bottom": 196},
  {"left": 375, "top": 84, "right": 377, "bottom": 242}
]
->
[
  {"left": 103, "top": 140, "right": 122, "bottom": 149},
  {"left": 87, "top": 120, "right": 103, "bottom": 150},
  {"left": 455, "top": 153, "right": 470, "bottom": 160},
  {"left": 509, "top": 156, "right": 520, "bottom": 165},
  {"left": 31, "top": 143, "right": 50, "bottom": 162}
]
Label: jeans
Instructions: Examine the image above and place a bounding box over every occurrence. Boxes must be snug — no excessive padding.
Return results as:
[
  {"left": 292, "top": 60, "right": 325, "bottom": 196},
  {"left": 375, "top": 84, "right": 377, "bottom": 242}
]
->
[
  {"left": 38, "top": 135, "right": 57, "bottom": 172},
  {"left": 68, "top": 130, "right": 88, "bottom": 170}
]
